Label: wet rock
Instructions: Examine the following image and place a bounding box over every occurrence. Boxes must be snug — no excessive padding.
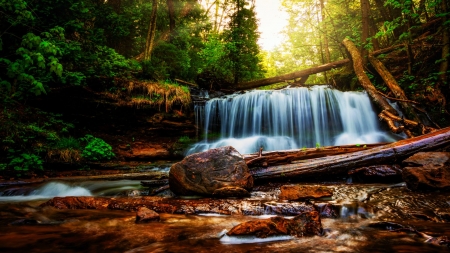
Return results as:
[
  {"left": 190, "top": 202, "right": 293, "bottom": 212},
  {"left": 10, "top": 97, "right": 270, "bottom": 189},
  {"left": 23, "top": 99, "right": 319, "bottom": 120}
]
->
[
  {"left": 212, "top": 186, "right": 250, "bottom": 198},
  {"left": 348, "top": 164, "right": 403, "bottom": 182},
  {"left": 402, "top": 152, "right": 450, "bottom": 191},
  {"left": 316, "top": 203, "right": 338, "bottom": 218},
  {"left": 43, "top": 196, "right": 111, "bottom": 210},
  {"left": 226, "top": 211, "right": 323, "bottom": 238},
  {"left": 169, "top": 146, "right": 253, "bottom": 196},
  {"left": 279, "top": 185, "right": 333, "bottom": 200},
  {"left": 260, "top": 202, "right": 316, "bottom": 216},
  {"left": 403, "top": 152, "right": 450, "bottom": 167},
  {"left": 135, "top": 206, "right": 160, "bottom": 223}
]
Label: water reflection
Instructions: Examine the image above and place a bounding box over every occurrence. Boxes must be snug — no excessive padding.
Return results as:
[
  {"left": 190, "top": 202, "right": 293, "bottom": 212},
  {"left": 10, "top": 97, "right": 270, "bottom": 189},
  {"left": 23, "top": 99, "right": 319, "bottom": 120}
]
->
[{"left": 0, "top": 182, "right": 449, "bottom": 252}]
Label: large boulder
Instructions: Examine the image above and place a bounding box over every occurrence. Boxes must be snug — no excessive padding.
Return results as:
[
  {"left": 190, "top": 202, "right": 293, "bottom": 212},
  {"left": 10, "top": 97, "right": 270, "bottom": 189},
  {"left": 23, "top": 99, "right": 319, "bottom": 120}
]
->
[
  {"left": 169, "top": 146, "right": 253, "bottom": 196},
  {"left": 402, "top": 152, "right": 450, "bottom": 191}
]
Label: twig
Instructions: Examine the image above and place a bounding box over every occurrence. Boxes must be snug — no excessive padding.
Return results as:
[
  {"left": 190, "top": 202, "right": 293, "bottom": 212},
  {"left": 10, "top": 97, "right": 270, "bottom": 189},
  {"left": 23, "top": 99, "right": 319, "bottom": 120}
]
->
[{"left": 376, "top": 90, "right": 420, "bottom": 104}]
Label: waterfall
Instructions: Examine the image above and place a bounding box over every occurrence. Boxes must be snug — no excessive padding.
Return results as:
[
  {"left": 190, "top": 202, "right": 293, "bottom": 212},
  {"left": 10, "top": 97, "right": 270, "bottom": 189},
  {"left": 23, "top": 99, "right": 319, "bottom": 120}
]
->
[{"left": 187, "top": 86, "right": 402, "bottom": 155}]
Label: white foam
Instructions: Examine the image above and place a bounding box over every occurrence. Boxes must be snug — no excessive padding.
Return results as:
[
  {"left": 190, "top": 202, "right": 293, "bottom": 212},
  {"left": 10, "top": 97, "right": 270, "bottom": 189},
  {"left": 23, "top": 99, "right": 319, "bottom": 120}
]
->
[{"left": 220, "top": 234, "right": 293, "bottom": 244}]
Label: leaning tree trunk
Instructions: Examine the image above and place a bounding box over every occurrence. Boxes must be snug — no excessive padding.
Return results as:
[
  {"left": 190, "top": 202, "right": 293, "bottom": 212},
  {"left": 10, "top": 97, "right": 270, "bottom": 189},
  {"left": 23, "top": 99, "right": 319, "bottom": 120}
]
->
[
  {"left": 343, "top": 38, "right": 435, "bottom": 136},
  {"left": 236, "top": 59, "right": 350, "bottom": 90},
  {"left": 368, "top": 54, "right": 422, "bottom": 123},
  {"left": 342, "top": 38, "right": 396, "bottom": 114},
  {"left": 251, "top": 126, "right": 450, "bottom": 180}
]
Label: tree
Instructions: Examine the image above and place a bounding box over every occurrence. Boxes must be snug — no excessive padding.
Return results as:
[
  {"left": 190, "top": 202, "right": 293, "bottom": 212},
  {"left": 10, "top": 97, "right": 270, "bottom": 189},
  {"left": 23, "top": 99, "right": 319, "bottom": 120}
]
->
[{"left": 223, "top": 0, "right": 264, "bottom": 85}]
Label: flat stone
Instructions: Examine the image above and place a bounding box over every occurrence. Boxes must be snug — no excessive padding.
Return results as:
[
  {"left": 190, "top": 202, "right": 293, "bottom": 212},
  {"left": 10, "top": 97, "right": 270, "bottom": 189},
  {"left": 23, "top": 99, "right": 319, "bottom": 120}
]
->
[
  {"left": 279, "top": 185, "right": 333, "bottom": 200},
  {"left": 135, "top": 206, "right": 160, "bottom": 223}
]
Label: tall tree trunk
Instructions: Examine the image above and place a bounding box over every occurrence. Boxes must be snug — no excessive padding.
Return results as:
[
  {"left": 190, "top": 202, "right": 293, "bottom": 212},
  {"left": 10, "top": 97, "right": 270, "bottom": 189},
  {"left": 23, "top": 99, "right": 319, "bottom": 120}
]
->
[
  {"left": 214, "top": 0, "right": 220, "bottom": 32},
  {"left": 167, "top": 0, "right": 175, "bottom": 41},
  {"left": 319, "top": 0, "right": 330, "bottom": 83},
  {"left": 144, "top": 0, "right": 159, "bottom": 61},
  {"left": 360, "top": 0, "right": 370, "bottom": 65},
  {"left": 342, "top": 38, "right": 396, "bottom": 114}
]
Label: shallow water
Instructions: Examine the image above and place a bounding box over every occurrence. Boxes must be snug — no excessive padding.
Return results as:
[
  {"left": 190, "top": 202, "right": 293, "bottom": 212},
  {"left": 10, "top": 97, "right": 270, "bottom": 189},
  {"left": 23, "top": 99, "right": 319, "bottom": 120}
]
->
[{"left": 0, "top": 181, "right": 449, "bottom": 252}]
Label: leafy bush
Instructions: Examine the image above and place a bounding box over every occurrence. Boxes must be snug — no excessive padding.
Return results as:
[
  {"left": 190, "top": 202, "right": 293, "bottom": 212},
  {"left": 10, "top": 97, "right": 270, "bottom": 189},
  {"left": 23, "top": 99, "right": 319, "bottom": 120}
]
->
[
  {"left": 80, "top": 135, "right": 115, "bottom": 161},
  {"left": 8, "top": 153, "right": 43, "bottom": 171}
]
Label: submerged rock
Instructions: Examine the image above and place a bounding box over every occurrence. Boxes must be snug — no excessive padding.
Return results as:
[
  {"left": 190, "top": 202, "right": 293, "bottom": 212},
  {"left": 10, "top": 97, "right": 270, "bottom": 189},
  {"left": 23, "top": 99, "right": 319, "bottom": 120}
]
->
[
  {"left": 226, "top": 211, "right": 323, "bottom": 238},
  {"left": 402, "top": 152, "right": 450, "bottom": 191},
  {"left": 135, "top": 206, "right": 160, "bottom": 223},
  {"left": 279, "top": 185, "right": 333, "bottom": 200},
  {"left": 169, "top": 146, "right": 253, "bottom": 196}
]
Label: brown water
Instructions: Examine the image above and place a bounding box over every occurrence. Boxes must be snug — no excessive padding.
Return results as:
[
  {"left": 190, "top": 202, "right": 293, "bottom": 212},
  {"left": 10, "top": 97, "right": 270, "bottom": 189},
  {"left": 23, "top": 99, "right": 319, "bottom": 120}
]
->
[{"left": 0, "top": 181, "right": 449, "bottom": 253}]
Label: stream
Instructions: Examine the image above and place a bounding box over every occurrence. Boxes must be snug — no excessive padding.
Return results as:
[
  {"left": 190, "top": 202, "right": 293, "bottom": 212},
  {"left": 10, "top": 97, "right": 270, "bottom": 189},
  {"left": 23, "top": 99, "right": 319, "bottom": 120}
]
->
[
  {"left": 1, "top": 177, "right": 449, "bottom": 252},
  {"left": 1, "top": 87, "right": 447, "bottom": 252}
]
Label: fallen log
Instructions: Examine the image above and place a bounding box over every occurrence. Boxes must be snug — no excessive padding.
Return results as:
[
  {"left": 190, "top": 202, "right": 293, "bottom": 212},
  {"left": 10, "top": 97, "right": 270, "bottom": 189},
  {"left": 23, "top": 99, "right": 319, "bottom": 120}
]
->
[
  {"left": 251, "top": 126, "right": 450, "bottom": 180},
  {"left": 243, "top": 143, "right": 387, "bottom": 167},
  {"left": 236, "top": 59, "right": 350, "bottom": 91}
]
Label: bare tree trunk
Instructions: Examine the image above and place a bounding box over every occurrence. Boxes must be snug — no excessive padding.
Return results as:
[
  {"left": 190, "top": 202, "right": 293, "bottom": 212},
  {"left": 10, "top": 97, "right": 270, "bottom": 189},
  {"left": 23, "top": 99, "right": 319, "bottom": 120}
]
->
[
  {"left": 360, "top": 0, "right": 370, "bottom": 65},
  {"left": 342, "top": 38, "right": 396, "bottom": 114},
  {"left": 319, "top": 0, "right": 330, "bottom": 83},
  {"left": 144, "top": 0, "right": 158, "bottom": 61},
  {"left": 213, "top": 0, "right": 220, "bottom": 32}
]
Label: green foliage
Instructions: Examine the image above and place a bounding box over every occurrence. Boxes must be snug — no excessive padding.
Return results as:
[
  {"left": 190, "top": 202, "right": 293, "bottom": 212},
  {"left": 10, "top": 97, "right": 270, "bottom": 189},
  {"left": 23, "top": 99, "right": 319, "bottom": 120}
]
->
[
  {"left": 178, "top": 136, "right": 191, "bottom": 143},
  {"left": 223, "top": 1, "right": 265, "bottom": 84},
  {"left": 8, "top": 153, "right": 43, "bottom": 172},
  {"left": 80, "top": 135, "right": 115, "bottom": 161}
]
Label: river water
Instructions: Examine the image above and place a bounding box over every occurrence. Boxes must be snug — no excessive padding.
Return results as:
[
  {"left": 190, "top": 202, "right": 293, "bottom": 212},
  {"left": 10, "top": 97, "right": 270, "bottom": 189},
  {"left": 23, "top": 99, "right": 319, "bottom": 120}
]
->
[{"left": 1, "top": 179, "right": 449, "bottom": 252}]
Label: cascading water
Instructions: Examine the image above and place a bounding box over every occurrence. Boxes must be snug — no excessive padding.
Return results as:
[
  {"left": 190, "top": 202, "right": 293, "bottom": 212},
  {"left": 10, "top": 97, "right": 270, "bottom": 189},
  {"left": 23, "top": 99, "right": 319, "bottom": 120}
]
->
[{"left": 187, "top": 85, "right": 403, "bottom": 155}]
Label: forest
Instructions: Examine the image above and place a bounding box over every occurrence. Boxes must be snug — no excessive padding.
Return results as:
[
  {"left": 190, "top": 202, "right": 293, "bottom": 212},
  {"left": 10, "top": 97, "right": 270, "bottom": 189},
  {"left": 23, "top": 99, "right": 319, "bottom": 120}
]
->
[
  {"left": 0, "top": 0, "right": 449, "bottom": 176},
  {"left": 1, "top": 1, "right": 450, "bottom": 252}
]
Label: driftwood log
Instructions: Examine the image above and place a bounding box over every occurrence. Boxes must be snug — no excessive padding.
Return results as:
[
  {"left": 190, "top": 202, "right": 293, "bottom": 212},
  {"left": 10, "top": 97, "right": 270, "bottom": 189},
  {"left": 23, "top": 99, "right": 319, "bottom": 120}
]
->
[
  {"left": 244, "top": 143, "right": 387, "bottom": 167},
  {"left": 251, "top": 126, "right": 450, "bottom": 180},
  {"left": 236, "top": 59, "right": 350, "bottom": 90}
]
